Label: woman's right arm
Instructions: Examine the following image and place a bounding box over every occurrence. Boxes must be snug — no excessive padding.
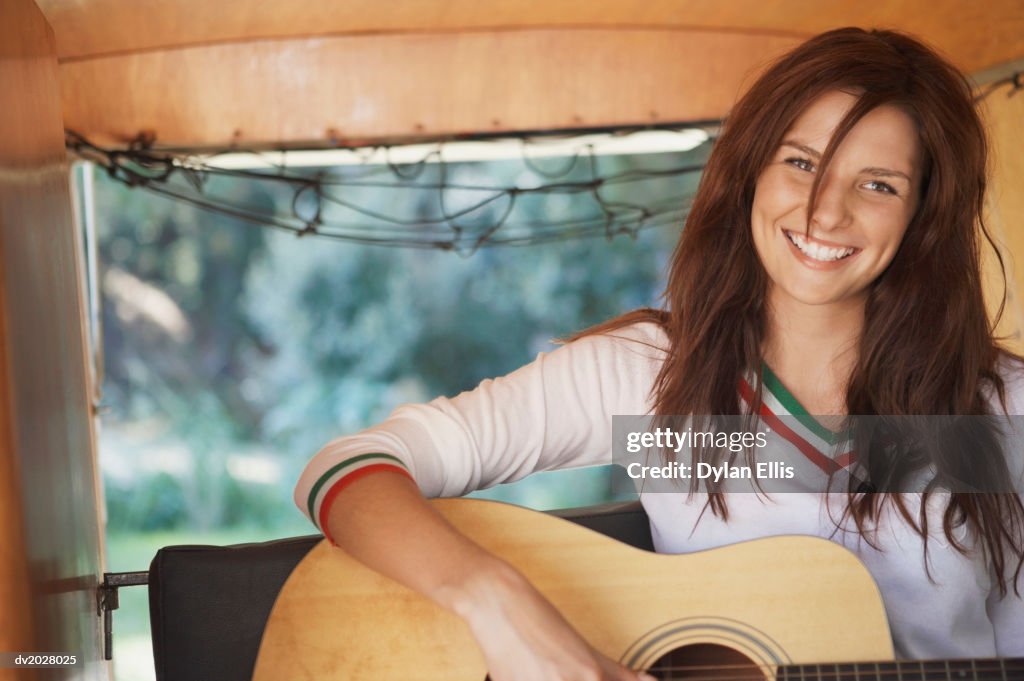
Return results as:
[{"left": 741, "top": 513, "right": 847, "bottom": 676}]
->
[
  {"left": 324, "top": 468, "right": 654, "bottom": 681},
  {"left": 299, "top": 324, "right": 667, "bottom": 679}
]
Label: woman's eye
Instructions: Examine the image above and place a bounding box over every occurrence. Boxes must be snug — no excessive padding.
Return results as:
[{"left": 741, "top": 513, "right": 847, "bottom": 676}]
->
[
  {"left": 785, "top": 157, "right": 815, "bottom": 172},
  {"left": 865, "top": 180, "right": 898, "bottom": 195}
]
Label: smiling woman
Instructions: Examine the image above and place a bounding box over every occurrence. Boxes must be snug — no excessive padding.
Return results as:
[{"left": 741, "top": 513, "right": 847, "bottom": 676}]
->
[
  {"left": 293, "top": 27, "right": 1024, "bottom": 681},
  {"left": 750, "top": 90, "right": 926, "bottom": 415}
]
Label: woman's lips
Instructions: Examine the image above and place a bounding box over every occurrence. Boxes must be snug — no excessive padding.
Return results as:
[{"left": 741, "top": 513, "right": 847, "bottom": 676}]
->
[{"left": 782, "top": 229, "right": 861, "bottom": 270}]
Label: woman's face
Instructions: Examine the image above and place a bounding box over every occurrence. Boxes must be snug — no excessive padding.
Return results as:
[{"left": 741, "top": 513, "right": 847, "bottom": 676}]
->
[{"left": 751, "top": 90, "right": 923, "bottom": 312}]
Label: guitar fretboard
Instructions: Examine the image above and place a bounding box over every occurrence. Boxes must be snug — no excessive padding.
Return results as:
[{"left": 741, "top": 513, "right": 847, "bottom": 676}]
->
[{"left": 777, "top": 658, "right": 1024, "bottom": 681}]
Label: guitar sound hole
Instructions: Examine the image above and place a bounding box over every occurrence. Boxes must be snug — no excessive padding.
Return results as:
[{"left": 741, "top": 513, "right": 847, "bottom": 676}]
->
[{"left": 646, "top": 643, "right": 765, "bottom": 681}]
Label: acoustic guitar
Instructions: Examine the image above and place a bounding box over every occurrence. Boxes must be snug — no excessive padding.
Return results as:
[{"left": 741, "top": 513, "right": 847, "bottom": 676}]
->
[{"left": 252, "top": 499, "right": 1024, "bottom": 680}]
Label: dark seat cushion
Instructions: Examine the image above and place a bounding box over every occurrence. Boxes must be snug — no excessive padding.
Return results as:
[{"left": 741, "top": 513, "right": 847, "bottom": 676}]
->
[{"left": 148, "top": 500, "right": 650, "bottom": 681}]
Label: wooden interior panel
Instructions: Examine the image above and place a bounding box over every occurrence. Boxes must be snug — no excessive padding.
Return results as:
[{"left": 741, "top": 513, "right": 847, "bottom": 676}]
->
[
  {"left": 59, "top": 28, "right": 798, "bottom": 148},
  {"left": 36, "top": 0, "right": 1024, "bottom": 75},
  {"left": 0, "top": 0, "right": 105, "bottom": 677},
  {"left": 980, "top": 80, "right": 1024, "bottom": 354}
]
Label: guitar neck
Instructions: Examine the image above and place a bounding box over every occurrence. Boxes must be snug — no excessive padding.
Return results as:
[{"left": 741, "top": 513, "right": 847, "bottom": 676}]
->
[{"left": 777, "top": 658, "right": 1024, "bottom": 681}]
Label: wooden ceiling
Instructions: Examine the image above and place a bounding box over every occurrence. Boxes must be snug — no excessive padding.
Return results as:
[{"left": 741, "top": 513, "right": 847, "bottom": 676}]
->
[
  {"left": 34, "top": 0, "right": 1024, "bottom": 148},
  {"left": 35, "top": 0, "right": 1024, "bottom": 69}
]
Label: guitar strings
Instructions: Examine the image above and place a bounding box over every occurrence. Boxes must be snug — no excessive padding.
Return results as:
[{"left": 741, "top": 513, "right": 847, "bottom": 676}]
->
[
  {"left": 638, "top": 670, "right": 1024, "bottom": 681},
  {"left": 637, "top": 659, "right": 1024, "bottom": 679},
  {"left": 638, "top": 659, "right": 1024, "bottom": 671},
  {"left": 637, "top": 676, "right": 1024, "bottom": 681},
  {"left": 641, "top": 663, "right": 1024, "bottom": 671}
]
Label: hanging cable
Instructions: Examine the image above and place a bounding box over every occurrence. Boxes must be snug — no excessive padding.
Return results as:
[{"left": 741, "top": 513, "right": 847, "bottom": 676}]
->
[{"left": 66, "top": 125, "right": 714, "bottom": 253}]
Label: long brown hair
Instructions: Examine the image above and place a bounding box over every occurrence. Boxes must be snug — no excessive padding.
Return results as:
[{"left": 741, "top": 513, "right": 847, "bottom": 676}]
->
[{"left": 583, "top": 27, "right": 1024, "bottom": 594}]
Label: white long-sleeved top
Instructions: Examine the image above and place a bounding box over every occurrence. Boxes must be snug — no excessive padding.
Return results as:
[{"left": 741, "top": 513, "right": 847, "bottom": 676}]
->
[{"left": 294, "top": 321, "right": 1024, "bottom": 658}]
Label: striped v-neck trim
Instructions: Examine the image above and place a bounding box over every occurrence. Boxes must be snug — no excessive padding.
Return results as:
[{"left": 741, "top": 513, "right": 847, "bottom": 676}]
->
[
  {"left": 759, "top": 363, "right": 851, "bottom": 445},
  {"left": 740, "top": 367, "right": 855, "bottom": 474}
]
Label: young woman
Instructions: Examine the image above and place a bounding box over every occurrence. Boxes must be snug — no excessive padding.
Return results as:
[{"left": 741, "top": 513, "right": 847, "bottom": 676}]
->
[{"left": 294, "top": 27, "right": 1024, "bottom": 680}]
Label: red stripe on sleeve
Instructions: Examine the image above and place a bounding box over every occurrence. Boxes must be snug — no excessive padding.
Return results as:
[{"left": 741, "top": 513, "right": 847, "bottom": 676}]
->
[{"left": 317, "top": 463, "right": 415, "bottom": 546}]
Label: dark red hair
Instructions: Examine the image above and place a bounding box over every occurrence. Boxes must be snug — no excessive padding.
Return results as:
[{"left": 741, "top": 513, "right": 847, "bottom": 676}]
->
[{"left": 580, "top": 27, "right": 1024, "bottom": 594}]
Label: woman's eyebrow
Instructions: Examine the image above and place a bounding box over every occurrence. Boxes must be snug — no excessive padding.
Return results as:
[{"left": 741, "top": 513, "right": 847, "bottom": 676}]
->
[
  {"left": 781, "top": 139, "right": 912, "bottom": 181},
  {"left": 863, "top": 167, "right": 912, "bottom": 182},
  {"left": 782, "top": 140, "right": 821, "bottom": 157}
]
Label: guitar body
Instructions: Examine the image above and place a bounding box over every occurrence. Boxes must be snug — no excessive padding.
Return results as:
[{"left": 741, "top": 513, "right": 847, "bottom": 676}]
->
[{"left": 253, "top": 498, "right": 893, "bottom": 680}]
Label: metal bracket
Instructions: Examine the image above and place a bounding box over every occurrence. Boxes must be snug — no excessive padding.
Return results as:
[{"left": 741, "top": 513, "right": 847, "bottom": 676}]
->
[{"left": 97, "top": 571, "right": 149, "bottom": 661}]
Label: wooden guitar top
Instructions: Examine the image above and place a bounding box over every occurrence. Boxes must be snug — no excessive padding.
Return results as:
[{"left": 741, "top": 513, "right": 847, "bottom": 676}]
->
[{"left": 253, "top": 498, "right": 892, "bottom": 680}]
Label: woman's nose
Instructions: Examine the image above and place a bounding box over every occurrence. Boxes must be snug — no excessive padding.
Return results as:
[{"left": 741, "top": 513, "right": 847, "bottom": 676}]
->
[{"left": 808, "top": 174, "right": 852, "bottom": 233}]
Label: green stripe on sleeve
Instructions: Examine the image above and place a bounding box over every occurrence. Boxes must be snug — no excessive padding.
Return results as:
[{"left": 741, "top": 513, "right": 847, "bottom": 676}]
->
[{"left": 306, "top": 452, "right": 409, "bottom": 524}]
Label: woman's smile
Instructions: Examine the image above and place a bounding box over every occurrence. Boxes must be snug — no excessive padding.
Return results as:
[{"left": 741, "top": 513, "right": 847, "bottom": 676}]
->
[{"left": 782, "top": 229, "right": 860, "bottom": 266}]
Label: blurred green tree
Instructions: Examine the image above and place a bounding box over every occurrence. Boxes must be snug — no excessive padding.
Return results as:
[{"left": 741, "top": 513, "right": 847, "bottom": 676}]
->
[{"left": 92, "top": 142, "right": 707, "bottom": 531}]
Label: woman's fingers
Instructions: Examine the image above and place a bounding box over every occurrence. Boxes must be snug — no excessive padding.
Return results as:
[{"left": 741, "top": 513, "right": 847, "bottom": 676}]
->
[{"left": 458, "top": 560, "right": 664, "bottom": 681}]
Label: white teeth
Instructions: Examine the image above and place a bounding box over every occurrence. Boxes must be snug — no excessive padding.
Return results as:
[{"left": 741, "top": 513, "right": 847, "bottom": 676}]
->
[{"left": 785, "top": 231, "right": 856, "bottom": 262}]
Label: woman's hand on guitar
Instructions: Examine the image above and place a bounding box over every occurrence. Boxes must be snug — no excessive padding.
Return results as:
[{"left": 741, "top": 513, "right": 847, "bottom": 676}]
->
[
  {"left": 453, "top": 560, "right": 656, "bottom": 681},
  {"left": 324, "top": 473, "right": 653, "bottom": 679}
]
